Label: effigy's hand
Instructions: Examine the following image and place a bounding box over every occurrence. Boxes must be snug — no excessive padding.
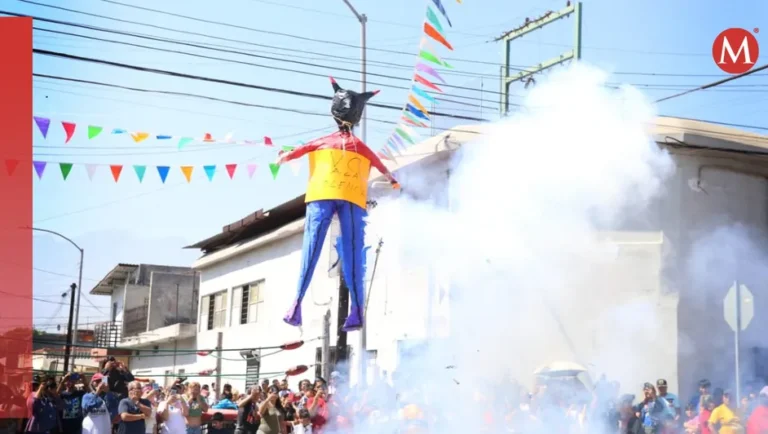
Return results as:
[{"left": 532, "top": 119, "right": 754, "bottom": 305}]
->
[{"left": 391, "top": 181, "right": 401, "bottom": 190}]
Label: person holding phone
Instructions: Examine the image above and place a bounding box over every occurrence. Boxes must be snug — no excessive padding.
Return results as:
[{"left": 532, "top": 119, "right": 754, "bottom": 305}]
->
[
  {"left": 117, "top": 382, "right": 151, "bottom": 434},
  {"left": 158, "top": 385, "right": 187, "bottom": 434},
  {"left": 184, "top": 382, "right": 209, "bottom": 434},
  {"left": 235, "top": 387, "right": 262, "bottom": 434},
  {"left": 102, "top": 358, "right": 134, "bottom": 401},
  {"left": 57, "top": 372, "right": 87, "bottom": 434},
  {"left": 26, "top": 378, "right": 59, "bottom": 434},
  {"left": 257, "top": 388, "right": 285, "bottom": 434},
  {"left": 82, "top": 376, "right": 113, "bottom": 434}
]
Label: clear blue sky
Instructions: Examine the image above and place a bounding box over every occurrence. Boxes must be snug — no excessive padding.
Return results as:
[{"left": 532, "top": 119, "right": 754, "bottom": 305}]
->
[{"left": 18, "top": 0, "right": 766, "bottom": 331}]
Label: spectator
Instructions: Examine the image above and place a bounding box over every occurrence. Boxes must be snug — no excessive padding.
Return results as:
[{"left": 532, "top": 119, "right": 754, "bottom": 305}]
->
[
  {"left": 102, "top": 358, "right": 135, "bottom": 400},
  {"left": 746, "top": 386, "right": 768, "bottom": 434},
  {"left": 282, "top": 395, "right": 296, "bottom": 422},
  {"left": 256, "top": 388, "right": 284, "bottom": 434},
  {"left": 293, "top": 409, "right": 312, "bottom": 434},
  {"left": 278, "top": 381, "right": 292, "bottom": 399},
  {"left": 208, "top": 412, "right": 228, "bottom": 434},
  {"left": 708, "top": 391, "right": 743, "bottom": 434},
  {"left": 306, "top": 388, "right": 328, "bottom": 433},
  {"left": 184, "top": 382, "right": 208, "bottom": 434},
  {"left": 141, "top": 386, "right": 158, "bottom": 434},
  {"left": 25, "top": 378, "right": 58, "bottom": 434},
  {"left": 235, "top": 387, "right": 261, "bottom": 434},
  {"left": 692, "top": 380, "right": 713, "bottom": 410},
  {"left": 682, "top": 404, "right": 699, "bottom": 433},
  {"left": 117, "top": 381, "right": 151, "bottom": 434},
  {"left": 261, "top": 381, "right": 270, "bottom": 394},
  {"left": 209, "top": 384, "right": 219, "bottom": 405},
  {"left": 699, "top": 395, "right": 716, "bottom": 434},
  {"left": 636, "top": 383, "right": 674, "bottom": 434},
  {"left": 656, "top": 379, "right": 679, "bottom": 414},
  {"left": 57, "top": 372, "right": 87, "bottom": 434},
  {"left": 82, "top": 378, "right": 113, "bottom": 434},
  {"left": 158, "top": 384, "right": 187, "bottom": 434},
  {"left": 212, "top": 392, "right": 238, "bottom": 411}
]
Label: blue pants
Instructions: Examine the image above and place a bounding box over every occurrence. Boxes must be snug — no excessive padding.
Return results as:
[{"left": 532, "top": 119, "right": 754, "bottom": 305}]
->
[{"left": 284, "top": 199, "right": 367, "bottom": 331}]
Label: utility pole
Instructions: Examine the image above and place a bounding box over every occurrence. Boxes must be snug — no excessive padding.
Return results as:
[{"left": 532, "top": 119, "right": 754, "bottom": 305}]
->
[
  {"left": 63, "top": 283, "right": 77, "bottom": 372},
  {"left": 321, "top": 310, "right": 331, "bottom": 380},
  {"left": 215, "top": 332, "right": 223, "bottom": 398},
  {"left": 335, "top": 273, "right": 350, "bottom": 377},
  {"left": 340, "top": 0, "right": 367, "bottom": 143}
]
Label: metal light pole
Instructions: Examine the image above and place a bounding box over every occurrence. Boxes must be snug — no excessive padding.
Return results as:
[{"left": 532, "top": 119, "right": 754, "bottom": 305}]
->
[
  {"left": 341, "top": 0, "right": 368, "bottom": 143},
  {"left": 340, "top": 0, "right": 368, "bottom": 386},
  {"left": 28, "top": 227, "right": 84, "bottom": 368}
]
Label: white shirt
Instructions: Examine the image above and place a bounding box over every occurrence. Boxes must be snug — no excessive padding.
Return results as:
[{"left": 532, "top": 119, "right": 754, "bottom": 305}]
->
[
  {"left": 145, "top": 406, "right": 157, "bottom": 434},
  {"left": 294, "top": 423, "right": 313, "bottom": 434},
  {"left": 82, "top": 399, "right": 111, "bottom": 434},
  {"left": 158, "top": 401, "right": 186, "bottom": 434}
]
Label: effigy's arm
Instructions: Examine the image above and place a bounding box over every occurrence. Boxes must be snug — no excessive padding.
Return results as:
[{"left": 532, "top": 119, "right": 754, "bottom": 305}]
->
[
  {"left": 277, "top": 137, "right": 325, "bottom": 164},
  {"left": 356, "top": 142, "right": 398, "bottom": 185}
]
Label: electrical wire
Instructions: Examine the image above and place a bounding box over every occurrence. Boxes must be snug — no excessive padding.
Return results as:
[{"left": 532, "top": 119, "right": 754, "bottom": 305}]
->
[{"left": 655, "top": 64, "right": 768, "bottom": 103}]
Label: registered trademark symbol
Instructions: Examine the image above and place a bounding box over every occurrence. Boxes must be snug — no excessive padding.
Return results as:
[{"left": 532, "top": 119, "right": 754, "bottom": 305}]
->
[{"left": 755, "top": 28, "right": 760, "bottom": 34}]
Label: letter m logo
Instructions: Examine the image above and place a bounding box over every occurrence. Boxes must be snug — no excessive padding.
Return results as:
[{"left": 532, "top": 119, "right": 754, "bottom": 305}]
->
[{"left": 712, "top": 28, "right": 760, "bottom": 74}]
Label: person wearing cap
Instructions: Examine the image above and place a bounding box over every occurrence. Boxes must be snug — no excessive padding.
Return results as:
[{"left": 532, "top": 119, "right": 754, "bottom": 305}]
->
[
  {"left": 636, "top": 382, "right": 674, "bottom": 434},
  {"left": 25, "top": 378, "right": 59, "bottom": 434},
  {"left": 746, "top": 386, "right": 768, "bottom": 434},
  {"left": 57, "top": 372, "right": 88, "bottom": 434},
  {"left": 83, "top": 375, "right": 114, "bottom": 434},
  {"left": 656, "top": 379, "right": 679, "bottom": 413}
]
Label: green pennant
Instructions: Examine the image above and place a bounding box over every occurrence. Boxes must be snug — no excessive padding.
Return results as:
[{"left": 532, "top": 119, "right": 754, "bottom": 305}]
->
[
  {"left": 178, "top": 137, "right": 193, "bottom": 149},
  {"left": 395, "top": 128, "right": 415, "bottom": 144},
  {"left": 419, "top": 50, "right": 443, "bottom": 66},
  {"left": 88, "top": 126, "right": 103, "bottom": 139},
  {"left": 59, "top": 163, "right": 73, "bottom": 180},
  {"left": 133, "top": 165, "right": 147, "bottom": 182},
  {"left": 268, "top": 163, "right": 280, "bottom": 180},
  {"left": 282, "top": 145, "right": 295, "bottom": 153},
  {"left": 426, "top": 7, "right": 444, "bottom": 34},
  {"left": 443, "top": 60, "right": 454, "bottom": 69}
]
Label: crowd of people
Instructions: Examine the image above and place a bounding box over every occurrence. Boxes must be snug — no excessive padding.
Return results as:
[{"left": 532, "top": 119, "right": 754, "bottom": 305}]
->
[{"left": 15, "top": 357, "right": 768, "bottom": 434}]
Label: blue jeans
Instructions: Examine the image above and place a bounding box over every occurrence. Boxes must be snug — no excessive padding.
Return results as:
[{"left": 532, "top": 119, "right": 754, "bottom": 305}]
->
[{"left": 187, "top": 427, "right": 203, "bottom": 434}]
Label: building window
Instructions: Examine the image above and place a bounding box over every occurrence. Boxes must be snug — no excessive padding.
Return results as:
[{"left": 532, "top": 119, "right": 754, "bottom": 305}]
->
[
  {"left": 200, "top": 291, "right": 228, "bottom": 331},
  {"left": 232, "top": 281, "right": 265, "bottom": 326},
  {"left": 245, "top": 351, "right": 261, "bottom": 390},
  {"left": 314, "top": 345, "right": 350, "bottom": 379}
]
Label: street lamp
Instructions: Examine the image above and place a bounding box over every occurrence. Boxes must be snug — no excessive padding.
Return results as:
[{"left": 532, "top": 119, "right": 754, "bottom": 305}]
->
[
  {"left": 27, "top": 227, "right": 84, "bottom": 368},
  {"left": 340, "top": 0, "right": 368, "bottom": 143}
]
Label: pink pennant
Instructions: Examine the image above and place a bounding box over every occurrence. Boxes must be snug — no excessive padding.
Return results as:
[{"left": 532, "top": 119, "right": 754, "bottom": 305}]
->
[
  {"left": 61, "top": 122, "right": 76, "bottom": 143},
  {"left": 225, "top": 163, "right": 237, "bottom": 179},
  {"left": 247, "top": 163, "right": 258, "bottom": 179},
  {"left": 416, "top": 62, "right": 446, "bottom": 84},
  {"left": 264, "top": 136, "right": 273, "bottom": 146}
]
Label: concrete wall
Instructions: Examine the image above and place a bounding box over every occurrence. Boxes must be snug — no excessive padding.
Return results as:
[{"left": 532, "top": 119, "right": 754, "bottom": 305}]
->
[
  {"left": 148, "top": 271, "right": 198, "bottom": 330},
  {"left": 129, "top": 337, "right": 199, "bottom": 387},
  {"left": 111, "top": 284, "right": 125, "bottom": 322}
]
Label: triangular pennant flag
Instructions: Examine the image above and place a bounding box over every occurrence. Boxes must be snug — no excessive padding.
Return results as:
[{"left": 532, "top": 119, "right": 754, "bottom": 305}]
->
[
  {"left": 416, "top": 62, "right": 446, "bottom": 84},
  {"left": 112, "top": 128, "right": 127, "bottom": 134},
  {"left": 178, "top": 137, "right": 193, "bottom": 149},
  {"left": 246, "top": 164, "right": 257, "bottom": 179},
  {"left": 225, "top": 163, "right": 237, "bottom": 179},
  {"left": 268, "top": 163, "right": 280, "bottom": 179},
  {"left": 430, "top": 0, "right": 452, "bottom": 26},
  {"left": 33, "top": 161, "right": 46, "bottom": 179},
  {"left": 156, "top": 135, "right": 172, "bottom": 140},
  {"left": 180, "top": 166, "right": 194, "bottom": 183},
  {"left": 396, "top": 128, "right": 415, "bottom": 144},
  {"left": 420, "top": 39, "right": 454, "bottom": 68},
  {"left": 282, "top": 145, "right": 295, "bottom": 153},
  {"left": 264, "top": 136, "right": 273, "bottom": 146},
  {"left": 109, "top": 165, "right": 123, "bottom": 182},
  {"left": 424, "top": 22, "right": 453, "bottom": 50},
  {"left": 411, "top": 85, "right": 437, "bottom": 104},
  {"left": 377, "top": 151, "right": 392, "bottom": 161},
  {"left": 401, "top": 116, "right": 421, "bottom": 128},
  {"left": 403, "top": 112, "right": 429, "bottom": 127},
  {"left": 391, "top": 133, "right": 406, "bottom": 149},
  {"left": 415, "top": 74, "right": 443, "bottom": 92},
  {"left": 381, "top": 146, "right": 397, "bottom": 160},
  {"left": 426, "top": 7, "right": 444, "bottom": 34},
  {"left": 408, "top": 94, "right": 430, "bottom": 115},
  {"left": 131, "top": 132, "right": 150, "bottom": 143},
  {"left": 407, "top": 104, "right": 431, "bottom": 121},
  {"left": 59, "top": 163, "right": 73, "bottom": 180},
  {"left": 156, "top": 166, "right": 170, "bottom": 183},
  {"left": 399, "top": 124, "right": 420, "bottom": 140},
  {"left": 133, "top": 165, "right": 147, "bottom": 182},
  {"left": 202, "top": 133, "right": 214, "bottom": 142},
  {"left": 33, "top": 117, "right": 50, "bottom": 138},
  {"left": 5, "top": 159, "right": 19, "bottom": 176},
  {"left": 203, "top": 165, "right": 216, "bottom": 181},
  {"left": 288, "top": 161, "right": 300, "bottom": 176},
  {"left": 85, "top": 164, "right": 98, "bottom": 180},
  {"left": 61, "top": 122, "right": 76, "bottom": 143},
  {"left": 387, "top": 137, "right": 403, "bottom": 154},
  {"left": 419, "top": 50, "right": 444, "bottom": 67},
  {"left": 87, "top": 126, "right": 103, "bottom": 139}
]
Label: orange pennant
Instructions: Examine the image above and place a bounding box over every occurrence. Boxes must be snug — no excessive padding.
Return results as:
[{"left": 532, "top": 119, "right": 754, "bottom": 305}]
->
[
  {"left": 109, "top": 165, "right": 123, "bottom": 182},
  {"left": 131, "top": 132, "right": 150, "bottom": 143},
  {"left": 408, "top": 94, "right": 430, "bottom": 116},
  {"left": 424, "top": 22, "right": 453, "bottom": 51},
  {"left": 203, "top": 133, "right": 215, "bottom": 142},
  {"left": 180, "top": 166, "right": 194, "bottom": 183}
]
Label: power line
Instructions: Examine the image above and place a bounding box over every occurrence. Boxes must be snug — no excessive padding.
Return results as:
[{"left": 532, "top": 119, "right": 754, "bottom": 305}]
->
[{"left": 655, "top": 64, "right": 768, "bottom": 103}]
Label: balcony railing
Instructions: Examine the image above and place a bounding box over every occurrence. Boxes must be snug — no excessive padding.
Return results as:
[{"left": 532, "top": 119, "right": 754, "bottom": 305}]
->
[
  {"left": 93, "top": 321, "right": 121, "bottom": 348},
  {"left": 124, "top": 305, "right": 149, "bottom": 339}
]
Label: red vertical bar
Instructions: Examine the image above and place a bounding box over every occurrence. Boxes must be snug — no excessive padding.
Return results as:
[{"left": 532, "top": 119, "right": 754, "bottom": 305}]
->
[{"left": 0, "top": 17, "right": 33, "bottom": 419}]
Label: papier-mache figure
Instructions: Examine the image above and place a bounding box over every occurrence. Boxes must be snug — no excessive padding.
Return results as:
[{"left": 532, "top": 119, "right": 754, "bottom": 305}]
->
[{"left": 276, "top": 77, "right": 399, "bottom": 331}]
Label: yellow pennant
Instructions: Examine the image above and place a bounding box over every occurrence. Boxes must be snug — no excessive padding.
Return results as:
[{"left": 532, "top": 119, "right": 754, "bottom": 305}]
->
[
  {"left": 180, "top": 166, "right": 194, "bottom": 183},
  {"left": 131, "top": 132, "right": 150, "bottom": 143},
  {"left": 408, "top": 94, "right": 430, "bottom": 116}
]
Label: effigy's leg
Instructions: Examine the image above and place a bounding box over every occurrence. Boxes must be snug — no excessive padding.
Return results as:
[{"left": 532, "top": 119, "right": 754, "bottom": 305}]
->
[
  {"left": 284, "top": 200, "right": 336, "bottom": 327},
  {"left": 337, "top": 200, "right": 368, "bottom": 332}
]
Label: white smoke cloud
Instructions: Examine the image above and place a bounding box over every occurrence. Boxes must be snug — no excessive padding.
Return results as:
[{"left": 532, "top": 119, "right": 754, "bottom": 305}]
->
[{"left": 360, "top": 63, "right": 676, "bottom": 432}]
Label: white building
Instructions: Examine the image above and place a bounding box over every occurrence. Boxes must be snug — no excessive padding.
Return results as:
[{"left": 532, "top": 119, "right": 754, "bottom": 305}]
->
[
  {"left": 188, "top": 118, "right": 768, "bottom": 400},
  {"left": 91, "top": 263, "right": 200, "bottom": 386}
]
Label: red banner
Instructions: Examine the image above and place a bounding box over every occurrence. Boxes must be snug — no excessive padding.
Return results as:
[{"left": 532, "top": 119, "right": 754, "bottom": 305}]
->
[{"left": 0, "top": 17, "right": 33, "bottom": 419}]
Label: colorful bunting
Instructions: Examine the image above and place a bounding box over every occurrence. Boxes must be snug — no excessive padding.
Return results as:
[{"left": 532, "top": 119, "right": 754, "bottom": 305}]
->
[
  {"left": 62, "top": 122, "right": 76, "bottom": 144},
  {"left": 396, "top": 128, "right": 416, "bottom": 144},
  {"left": 88, "top": 126, "right": 103, "bottom": 139},
  {"left": 430, "top": 0, "right": 452, "bottom": 27},
  {"left": 424, "top": 22, "right": 453, "bottom": 50},
  {"left": 131, "top": 132, "right": 150, "bottom": 143},
  {"left": 406, "top": 104, "right": 430, "bottom": 121},
  {"left": 426, "top": 7, "right": 445, "bottom": 34},
  {"left": 421, "top": 39, "right": 454, "bottom": 68},
  {"left": 33, "top": 161, "right": 46, "bottom": 179},
  {"left": 85, "top": 164, "right": 98, "bottom": 180},
  {"left": 5, "top": 159, "right": 19, "bottom": 176},
  {"left": 203, "top": 165, "right": 216, "bottom": 181},
  {"left": 264, "top": 137, "right": 274, "bottom": 146},
  {"left": 268, "top": 163, "right": 280, "bottom": 180},
  {"left": 157, "top": 166, "right": 170, "bottom": 183},
  {"left": 156, "top": 135, "right": 172, "bottom": 140},
  {"left": 178, "top": 138, "right": 193, "bottom": 149},
  {"left": 34, "top": 117, "right": 50, "bottom": 138},
  {"left": 180, "top": 166, "right": 194, "bottom": 183},
  {"left": 109, "top": 165, "right": 123, "bottom": 182},
  {"left": 415, "top": 74, "right": 443, "bottom": 92},
  {"left": 411, "top": 85, "right": 437, "bottom": 104},
  {"left": 225, "top": 163, "right": 237, "bottom": 179},
  {"left": 403, "top": 112, "right": 429, "bottom": 127},
  {"left": 247, "top": 164, "right": 258, "bottom": 179},
  {"left": 416, "top": 63, "right": 446, "bottom": 84},
  {"left": 112, "top": 128, "right": 127, "bottom": 134},
  {"left": 408, "top": 94, "right": 430, "bottom": 115},
  {"left": 59, "top": 163, "right": 73, "bottom": 180},
  {"left": 203, "top": 133, "right": 214, "bottom": 142},
  {"left": 133, "top": 165, "right": 147, "bottom": 182}
]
